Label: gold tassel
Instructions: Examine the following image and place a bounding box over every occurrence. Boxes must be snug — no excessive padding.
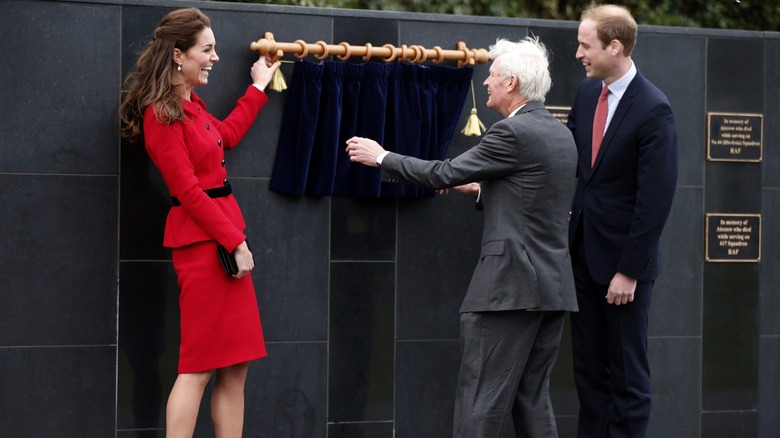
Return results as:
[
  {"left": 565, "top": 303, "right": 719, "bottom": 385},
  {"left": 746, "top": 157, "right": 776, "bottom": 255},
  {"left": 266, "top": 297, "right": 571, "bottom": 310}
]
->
[
  {"left": 262, "top": 33, "right": 288, "bottom": 92},
  {"left": 269, "top": 67, "right": 287, "bottom": 92},
  {"left": 461, "top": 80, "right": 485, "bottom": 136},
  {"left": 462, "top": 108, "right": 486, "bottom": 136}
]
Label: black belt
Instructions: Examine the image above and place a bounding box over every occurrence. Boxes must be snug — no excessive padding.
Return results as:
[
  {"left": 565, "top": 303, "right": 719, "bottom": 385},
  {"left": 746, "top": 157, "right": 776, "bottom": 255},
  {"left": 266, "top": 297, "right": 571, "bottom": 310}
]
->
[{"left": 171, "top": 183, "right": 232, "bottom": 206}]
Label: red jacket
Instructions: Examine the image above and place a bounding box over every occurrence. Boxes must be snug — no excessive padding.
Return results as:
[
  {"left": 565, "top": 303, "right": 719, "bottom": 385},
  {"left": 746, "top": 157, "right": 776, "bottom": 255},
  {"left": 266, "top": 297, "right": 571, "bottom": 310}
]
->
[{"left": 143, "top": 85, "right": 268, "bottom": 252}]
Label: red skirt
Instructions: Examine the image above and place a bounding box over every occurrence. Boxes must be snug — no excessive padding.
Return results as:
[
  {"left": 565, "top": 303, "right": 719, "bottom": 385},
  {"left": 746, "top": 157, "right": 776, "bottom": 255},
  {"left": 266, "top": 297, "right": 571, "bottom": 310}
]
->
[{"left": 172, "top": 240, "right": 266, "bottom": 373}]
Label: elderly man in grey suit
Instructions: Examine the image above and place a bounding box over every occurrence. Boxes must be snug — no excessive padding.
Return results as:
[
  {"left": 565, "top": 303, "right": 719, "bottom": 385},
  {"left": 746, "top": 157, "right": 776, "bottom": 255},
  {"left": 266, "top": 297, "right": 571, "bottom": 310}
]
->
[{"left": 346, "top": 36, "right": 577, "bottom": 437}]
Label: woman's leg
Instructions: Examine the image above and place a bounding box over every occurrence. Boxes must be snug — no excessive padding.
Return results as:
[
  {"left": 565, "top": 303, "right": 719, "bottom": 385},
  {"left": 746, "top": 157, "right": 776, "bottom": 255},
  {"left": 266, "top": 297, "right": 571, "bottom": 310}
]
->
[
  {"left": 166, "top": 371, "right": 213, "bottom": 438},
  {"left": 212, "top": 362, "right": 250, "bottom": 438}
]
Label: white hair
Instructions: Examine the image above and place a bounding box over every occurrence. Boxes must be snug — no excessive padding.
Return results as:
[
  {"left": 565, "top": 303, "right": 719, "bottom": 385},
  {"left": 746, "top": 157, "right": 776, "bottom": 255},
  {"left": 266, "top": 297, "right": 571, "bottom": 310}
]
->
[{"left": 488, "top": 36, "right": 552, "bottom": 102}]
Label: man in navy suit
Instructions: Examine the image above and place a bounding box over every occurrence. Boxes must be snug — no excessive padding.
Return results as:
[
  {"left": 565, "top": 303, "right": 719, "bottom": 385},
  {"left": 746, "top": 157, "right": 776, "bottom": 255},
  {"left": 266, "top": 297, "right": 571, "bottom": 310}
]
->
[
  {"left": 567, "top": 4, "right": 678, "bottom": 437},
  {"left": 347, "top": 37, "right": 578, "bottom": 437}
]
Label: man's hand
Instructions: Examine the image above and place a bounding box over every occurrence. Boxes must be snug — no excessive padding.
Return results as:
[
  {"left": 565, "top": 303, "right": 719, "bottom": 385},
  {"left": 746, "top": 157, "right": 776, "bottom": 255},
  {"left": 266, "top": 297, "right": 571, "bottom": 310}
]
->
[
  {"left": 346, "top": 136, "right": 386, "bottom": 167},
  {"left": 606, "top": 272, "right": 636, "bottom": 305},
  {"left": 437, "top": 182, "right": 480, "bottom": 196}
]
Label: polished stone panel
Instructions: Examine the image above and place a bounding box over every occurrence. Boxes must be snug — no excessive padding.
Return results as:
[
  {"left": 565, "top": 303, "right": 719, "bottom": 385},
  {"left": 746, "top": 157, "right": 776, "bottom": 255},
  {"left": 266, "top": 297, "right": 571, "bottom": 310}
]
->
[
  {"left": 705, "top": 161, "right": 762, "bottom": 212},
  {"left": 245, "top": 342, "right": 328, "bottom": 438},
  {"left": 702, "top": 263, "right": 759, "bottom": 411},
  {"left": 119, "top": 137, "right": 172, "bottom": 261},
  {"left": 764, "top": 39, "right": 780, "bottom": 188},
  {"left": 329, "top": 262, "right": 395, "bottom": 423},
  {"left": 333, "top": 15, "right": 398, "bottom": 54},
  {"left": 331, "top": 196, "right": 396, "bottom": 261},
  {"left": 235, "top": 181, "right": 330, "bottom": 342},
  {"left": 0, "top": 0, "right": 119, "bottom": 175},
  {"left": 647, "top": 337, "right": 701, "bottom": 437},
  {"left": 760, "top": 190, "right": 780, "bottom": 335},
  {"left": 0, "top": 346, "right": 115, "bottom": 436},
  {"left": 395, "top": 340, "right": 460, "bottom": 436},
  {"left": 0, "top": 174, "right": 117, "bottom": 346},
  {"left": 396, "top": 195, "right": 482, "bottom": 340},
  {"left": 651, "top": 187, "right": 704, "bottom": 337},
  {"left": 707, "top": 38, "right": 764, "bottom": 112},
  {"left": 550, "top": 315, "right": 578, "bottom": 416},
  {"left": 117, "top": 261, "right": 180, "bottom": 431},
  {"left": 555, "top": 416, "right": 578, "bottom": 437},
  {"left": 758, "top": 336, "right": 780, "bottom": 436},
  {"left": 702, "top": 411, "right": 758, "bottom": 438}
]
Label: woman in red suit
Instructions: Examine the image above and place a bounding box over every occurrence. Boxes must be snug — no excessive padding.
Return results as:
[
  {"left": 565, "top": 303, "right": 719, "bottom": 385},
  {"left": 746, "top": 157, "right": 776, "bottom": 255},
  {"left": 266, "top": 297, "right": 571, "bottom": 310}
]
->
[{"left": 119, "top": 8, "right": 280, "bottom": 437}]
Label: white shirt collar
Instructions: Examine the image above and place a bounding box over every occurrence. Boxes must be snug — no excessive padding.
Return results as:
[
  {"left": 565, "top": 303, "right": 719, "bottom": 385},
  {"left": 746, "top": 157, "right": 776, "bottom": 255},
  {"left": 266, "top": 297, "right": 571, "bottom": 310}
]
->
[
  {"left": 508, "top": 103, "right": 526, "bottom": 118},
  {"left": 603, "top": 61, "right": 637, "bottom": 100}
]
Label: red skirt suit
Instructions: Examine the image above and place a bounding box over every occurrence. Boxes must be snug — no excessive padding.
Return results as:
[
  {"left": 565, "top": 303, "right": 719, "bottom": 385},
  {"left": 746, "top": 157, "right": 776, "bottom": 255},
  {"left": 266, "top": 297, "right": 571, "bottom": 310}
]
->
[{"left": 143, "top": 86, "right": 268, "bottom": 373}]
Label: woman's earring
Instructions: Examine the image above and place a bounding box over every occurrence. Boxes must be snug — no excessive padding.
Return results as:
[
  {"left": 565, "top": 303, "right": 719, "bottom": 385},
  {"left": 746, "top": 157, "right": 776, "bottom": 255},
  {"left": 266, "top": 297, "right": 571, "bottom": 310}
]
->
[{"left": 177, "top": 63, "right": 182, "bottom": 71}]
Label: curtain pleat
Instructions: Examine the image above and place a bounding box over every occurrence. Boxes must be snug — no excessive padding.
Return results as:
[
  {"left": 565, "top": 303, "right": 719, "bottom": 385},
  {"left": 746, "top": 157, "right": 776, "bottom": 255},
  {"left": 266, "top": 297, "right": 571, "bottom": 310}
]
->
[{"left": 270, "top": 60, "right": 472, "bottom": 198}]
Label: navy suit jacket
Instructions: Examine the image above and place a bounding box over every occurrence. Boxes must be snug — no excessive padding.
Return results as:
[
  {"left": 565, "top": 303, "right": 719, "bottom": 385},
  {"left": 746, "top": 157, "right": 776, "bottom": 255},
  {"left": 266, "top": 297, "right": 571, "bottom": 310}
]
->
[{"left": 567, "top": 72, "right": 678, "bottom": 284}]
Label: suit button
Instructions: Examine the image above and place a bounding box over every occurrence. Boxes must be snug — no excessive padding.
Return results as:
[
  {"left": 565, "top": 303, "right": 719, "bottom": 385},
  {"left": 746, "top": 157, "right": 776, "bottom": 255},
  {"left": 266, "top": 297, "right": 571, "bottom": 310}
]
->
[
  {"left": 217, "top": 140, "right": 222, "bottom": 147},
  {"left": 585, "top": 185, "right": 591, "bottom": 191},
  {"left": 205, "top": 123, "right": 210, "bottom": 130},
  {"left": 221, "top": 159, "right": 226, "bottom": 167},
  {"left": 223, "top": 178, "right": 228, "bottom": 186}
]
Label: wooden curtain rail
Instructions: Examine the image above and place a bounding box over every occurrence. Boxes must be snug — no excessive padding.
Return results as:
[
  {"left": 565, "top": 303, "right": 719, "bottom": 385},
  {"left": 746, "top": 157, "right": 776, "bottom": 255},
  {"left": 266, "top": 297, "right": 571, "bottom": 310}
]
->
[{"left": 250, "top": 32, "right": 489, "bottom": 67}]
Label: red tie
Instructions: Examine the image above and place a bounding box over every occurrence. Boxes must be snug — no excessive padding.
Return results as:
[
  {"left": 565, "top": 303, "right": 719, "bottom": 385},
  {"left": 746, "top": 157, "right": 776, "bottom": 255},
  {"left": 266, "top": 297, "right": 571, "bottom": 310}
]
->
[{"left": 591, "top": 86, "right": 610, "bottom": 167}]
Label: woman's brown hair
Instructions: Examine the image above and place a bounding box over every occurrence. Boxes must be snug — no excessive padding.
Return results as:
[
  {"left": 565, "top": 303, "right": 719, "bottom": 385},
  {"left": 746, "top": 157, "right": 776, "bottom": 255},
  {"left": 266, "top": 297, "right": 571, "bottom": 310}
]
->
[{"left": 119, "top": 8, "right": 211, "bottom": 142}]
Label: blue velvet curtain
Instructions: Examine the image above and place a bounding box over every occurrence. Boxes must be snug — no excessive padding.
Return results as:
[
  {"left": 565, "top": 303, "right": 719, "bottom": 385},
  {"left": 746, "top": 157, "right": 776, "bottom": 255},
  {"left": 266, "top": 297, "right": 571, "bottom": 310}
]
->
[{"left": 269, "top": 60, "right": 473, "bottom": 198}]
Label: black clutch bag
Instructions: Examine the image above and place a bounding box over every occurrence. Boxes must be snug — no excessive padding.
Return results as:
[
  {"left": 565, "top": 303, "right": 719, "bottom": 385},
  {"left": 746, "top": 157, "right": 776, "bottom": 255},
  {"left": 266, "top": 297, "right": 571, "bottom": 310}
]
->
[{"left": 217, "top": 240, "right": 249, "bottom": 276}]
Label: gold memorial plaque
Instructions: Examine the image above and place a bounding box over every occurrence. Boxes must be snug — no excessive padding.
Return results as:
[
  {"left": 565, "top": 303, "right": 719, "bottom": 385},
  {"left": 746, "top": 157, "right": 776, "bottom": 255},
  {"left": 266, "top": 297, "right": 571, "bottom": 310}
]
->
[
  {"left": 704, "top": 213, "right": 761, "bottom": 262},
  {"left": 706, "top": 112, "right": 763, "bottom": 162}
]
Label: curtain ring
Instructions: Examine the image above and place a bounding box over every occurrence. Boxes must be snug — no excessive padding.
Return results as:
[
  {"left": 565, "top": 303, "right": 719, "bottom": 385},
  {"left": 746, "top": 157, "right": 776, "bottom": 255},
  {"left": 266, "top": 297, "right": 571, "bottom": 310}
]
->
[
  {"left": 314, "top": 41, "right": 330, "bottom": 60},
  {"left": 337, "top": 42, "right": 352, "bottom": 61},
  {"left": 413, "top": 45, "right": 427, "bottom": 63},
  {"left": 432, "top": 46, "right": 444, "bottom": 64},
  {"left": 399, "top": 44, "right": 410, "bottom": 63},
  {"left": 457, "top": 41, "right": 470, "bottom": 67},
  {"left": 409, "top": 45, "right": 420, "bottom": 63},
  {"left": 362, "top": 43, "right": 373, "bottom": 62},
  {"left": 293, "top": 40, "right": 308, "bottom": 59},
  {"left": 382, "top": 43, "right": 398, "bottom": 63}
]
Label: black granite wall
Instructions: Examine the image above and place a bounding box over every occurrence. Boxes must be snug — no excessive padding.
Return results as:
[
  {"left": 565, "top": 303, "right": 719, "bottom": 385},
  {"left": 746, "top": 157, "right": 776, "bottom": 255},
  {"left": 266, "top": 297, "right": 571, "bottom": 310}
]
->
[{"left": 0, "top": 0, "right": 778, "bottom": 437}]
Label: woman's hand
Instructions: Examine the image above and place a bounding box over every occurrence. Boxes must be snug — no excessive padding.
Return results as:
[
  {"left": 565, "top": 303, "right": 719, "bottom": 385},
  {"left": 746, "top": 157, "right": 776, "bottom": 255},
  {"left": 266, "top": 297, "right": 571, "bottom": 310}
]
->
[
  {"left": 250, "top": 55, "right": 281, "bottom": 90},
  {"left": 232, "top": 241, "right": 254, "bottom": 279}
]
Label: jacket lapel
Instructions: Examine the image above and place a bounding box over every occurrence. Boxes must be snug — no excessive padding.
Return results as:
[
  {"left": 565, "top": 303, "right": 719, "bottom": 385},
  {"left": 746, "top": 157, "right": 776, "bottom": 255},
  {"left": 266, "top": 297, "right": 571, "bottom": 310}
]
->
[{"left": 588, "top": 73, "right": 643, "bottom": 178}]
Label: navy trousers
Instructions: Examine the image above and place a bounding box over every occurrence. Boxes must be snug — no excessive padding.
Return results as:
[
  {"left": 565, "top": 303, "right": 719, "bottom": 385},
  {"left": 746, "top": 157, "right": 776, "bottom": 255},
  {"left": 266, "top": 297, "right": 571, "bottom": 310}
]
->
[{"left": 570, "top": 233, "right": 653, "bottom": 438}]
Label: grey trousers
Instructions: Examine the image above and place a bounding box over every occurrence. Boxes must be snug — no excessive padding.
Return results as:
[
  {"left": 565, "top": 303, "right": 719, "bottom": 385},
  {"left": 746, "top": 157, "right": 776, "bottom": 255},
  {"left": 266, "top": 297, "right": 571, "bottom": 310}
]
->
[{"left": 453, "top": 310, "right": 565, "bottom": 438}]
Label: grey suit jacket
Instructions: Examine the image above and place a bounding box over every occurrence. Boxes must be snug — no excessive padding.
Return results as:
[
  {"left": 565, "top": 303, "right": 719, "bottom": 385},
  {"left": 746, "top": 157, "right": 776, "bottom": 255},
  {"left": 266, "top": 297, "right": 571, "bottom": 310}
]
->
[{"left": 381, "top": 101, "right": 578, "bottom": 312}]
